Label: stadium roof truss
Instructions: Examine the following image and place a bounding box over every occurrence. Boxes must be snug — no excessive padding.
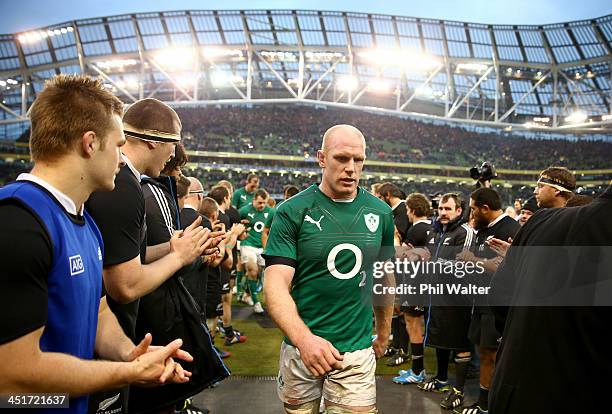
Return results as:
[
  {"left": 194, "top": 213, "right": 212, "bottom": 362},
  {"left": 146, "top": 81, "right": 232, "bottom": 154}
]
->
[{"left": 0, "top": 9, "right": 611, "bottom": 138}]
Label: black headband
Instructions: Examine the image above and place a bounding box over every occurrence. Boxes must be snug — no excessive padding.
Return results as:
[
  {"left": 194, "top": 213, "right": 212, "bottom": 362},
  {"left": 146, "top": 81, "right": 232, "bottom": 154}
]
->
[{"left": 538, "top": 176, "right": 574, "bottom": 193}]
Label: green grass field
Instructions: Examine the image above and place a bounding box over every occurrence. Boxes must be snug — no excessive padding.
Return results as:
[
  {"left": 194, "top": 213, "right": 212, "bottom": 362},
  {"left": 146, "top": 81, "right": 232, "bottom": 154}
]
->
[{"left": 216, "top": 303, "right": 439, "bottom": 376}]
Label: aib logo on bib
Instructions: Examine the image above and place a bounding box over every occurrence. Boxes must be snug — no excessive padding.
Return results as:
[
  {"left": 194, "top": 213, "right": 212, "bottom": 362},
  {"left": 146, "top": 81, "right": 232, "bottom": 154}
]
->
[{"left": 69, "top": 255, "right": 85, "bottom": 276}]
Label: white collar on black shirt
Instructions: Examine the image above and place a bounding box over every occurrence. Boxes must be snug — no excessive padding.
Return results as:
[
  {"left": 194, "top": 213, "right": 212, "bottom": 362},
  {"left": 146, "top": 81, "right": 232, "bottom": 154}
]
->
[
  {"left": 121, "top": 153, "right": 140, "bottom": 180},
  {"left": 391, "top": 200, "right": 405, "bottom": 211},
  {"left": 184, "top": 203, "right": 197, "bottom": 211},
  {"left": 17, "top": 173, "right": 83, "bottom": 215},
  {"left": 488, "top": 213, "right": 508, "bottom": 228},
  {"left": 413, "top": 219, "right": 431, "bottom": 225}
]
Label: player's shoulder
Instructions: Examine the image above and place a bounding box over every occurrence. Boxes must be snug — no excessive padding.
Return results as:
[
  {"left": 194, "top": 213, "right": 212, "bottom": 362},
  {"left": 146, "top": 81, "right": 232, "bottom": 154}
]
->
[
  {"left": 459, "top": 222, "right": 474, "bottom": 233},
  {"left": 238, "top": 204, "right": 251, "bottom": 214},
  {"left": 412, "top": 220, "right": 432, "bottom": 232},
  {"left": 499, "top": 214, "right": 521, "bottom": 232},
  {"left": 233, "top": 187, "right": 244, "bottom": 199},
  {"left": 358, "top": 187, "right": 393, "bottom": 213}
]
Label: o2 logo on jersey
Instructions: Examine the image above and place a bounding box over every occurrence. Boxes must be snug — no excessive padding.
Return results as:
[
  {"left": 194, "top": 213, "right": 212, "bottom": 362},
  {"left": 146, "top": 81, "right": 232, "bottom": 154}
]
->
[
  {"left": 69, "top": 254, "right": 85, "bottom": 276},
  {"left": 253, "top": 221, "right": 265, "bottom": 233},
  {"left": 327, "top": 243, "right": 363, "bottom": 280}
]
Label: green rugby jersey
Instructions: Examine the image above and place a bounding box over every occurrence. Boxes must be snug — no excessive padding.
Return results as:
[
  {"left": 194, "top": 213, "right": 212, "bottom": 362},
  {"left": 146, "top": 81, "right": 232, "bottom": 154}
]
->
[
  {"left": 264, "top": 204, "right": 280, "bottom": 228},
  {"left": 239, "top": 204, "right": 272, "bottom": 248},
  {"left": 263, "top": 184, "right": 395, "bottom": 352},
  {"left": 232, "top": 186, "right": 255, "bottom": 210}
]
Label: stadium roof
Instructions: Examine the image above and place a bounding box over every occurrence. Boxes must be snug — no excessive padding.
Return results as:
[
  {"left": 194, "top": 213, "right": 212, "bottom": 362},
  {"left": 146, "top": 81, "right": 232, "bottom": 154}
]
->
[{"left": 1, "top": 9, "right": 611, "bottom": 138}]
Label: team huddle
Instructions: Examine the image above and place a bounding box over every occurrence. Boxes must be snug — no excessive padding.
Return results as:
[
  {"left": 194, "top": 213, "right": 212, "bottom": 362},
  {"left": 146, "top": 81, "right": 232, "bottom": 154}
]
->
[{"left": 0, "top": 74, "right": 609, "bottom": 414}]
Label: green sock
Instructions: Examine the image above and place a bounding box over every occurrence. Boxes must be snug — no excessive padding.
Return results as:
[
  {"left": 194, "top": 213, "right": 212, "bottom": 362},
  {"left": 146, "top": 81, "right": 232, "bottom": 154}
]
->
[
  {"left": 247, "top": 279, "right": 259, "bottom": 304},
  {"left": 236, "top": 270, "right": 244, "bottom": 295},
  {"left": 257, "top": 271, "right": 264, "bottom": 293}
]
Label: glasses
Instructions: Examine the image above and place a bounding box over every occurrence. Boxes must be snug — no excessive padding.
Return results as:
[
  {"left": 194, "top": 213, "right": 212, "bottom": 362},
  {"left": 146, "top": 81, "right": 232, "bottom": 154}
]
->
[{"left": 189, "top": 190, "right": 204, "bottom": 195}]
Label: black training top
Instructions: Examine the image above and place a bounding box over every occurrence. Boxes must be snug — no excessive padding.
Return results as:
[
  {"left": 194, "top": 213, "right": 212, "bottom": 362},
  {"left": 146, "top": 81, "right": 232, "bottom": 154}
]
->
[{"left": 87, "top": 165, "right": 147, "bottom": 340}]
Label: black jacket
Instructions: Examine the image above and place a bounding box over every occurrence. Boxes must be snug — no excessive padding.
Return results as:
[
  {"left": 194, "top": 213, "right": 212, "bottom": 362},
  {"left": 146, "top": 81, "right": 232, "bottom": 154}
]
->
[
  {"left": 489, "top": 186, "right": 612, "bottom": 414},
  {"left": 426, "top": 216, "right": 474, "bottom": 261},
  {"left": 141, "top": 175, "right": 180, "bottom": 245},
  {"left": 131, "top": 176, "right": 229, "bottom": 413},
  {"left": 423, "top": 216, "right": 475, "bottom": 349}
]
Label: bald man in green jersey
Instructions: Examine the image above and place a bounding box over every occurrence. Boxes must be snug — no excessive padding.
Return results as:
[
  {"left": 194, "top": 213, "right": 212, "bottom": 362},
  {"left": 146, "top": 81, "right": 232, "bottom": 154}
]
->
[{"left": 264, "top": 125, "right": 395, "bottom": 414}]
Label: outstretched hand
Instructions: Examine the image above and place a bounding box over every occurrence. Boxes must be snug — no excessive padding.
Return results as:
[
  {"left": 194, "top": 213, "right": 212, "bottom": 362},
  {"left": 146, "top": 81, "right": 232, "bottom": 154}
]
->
[{"left": 127, "top": 335, "right": 193, "bottom": 385}]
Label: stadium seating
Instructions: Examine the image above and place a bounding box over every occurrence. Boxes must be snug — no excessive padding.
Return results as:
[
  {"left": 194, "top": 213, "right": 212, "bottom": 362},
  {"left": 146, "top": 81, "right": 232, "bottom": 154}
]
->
[{"left": 176, "top": 105, "right": 612, "bottom": 170}]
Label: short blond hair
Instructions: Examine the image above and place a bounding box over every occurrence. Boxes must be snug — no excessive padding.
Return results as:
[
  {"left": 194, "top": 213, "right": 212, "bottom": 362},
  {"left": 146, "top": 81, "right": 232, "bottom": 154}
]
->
[{"left": 29, "top": 74, "right": 123, "bottom": 161}]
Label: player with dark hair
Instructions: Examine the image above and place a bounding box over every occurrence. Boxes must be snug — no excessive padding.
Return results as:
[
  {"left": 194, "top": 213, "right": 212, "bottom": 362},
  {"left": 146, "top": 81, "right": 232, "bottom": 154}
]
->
[
  {"left": 378, "top": 182, "right": 410, "bottom": 244},
  {"left": 393, "top": 193, "right": 432, "bottom": 380},
  {"left": 455, "top": 188, "right": 520, "bottom": 414},
  {"left": 240, "top": 188, "right": 272, "bottom": 314},
  {"left": 377, "top": 182, "right": 411, "bottom": 367},
  {"left": 232, "top": 173, "right": 260, "bottom": 210},
  {"left": 230, "top": 175, "right": 260, "bottom": 305},
  {"left": 412, "top": 193, "right": 474, "bottom": 412}
]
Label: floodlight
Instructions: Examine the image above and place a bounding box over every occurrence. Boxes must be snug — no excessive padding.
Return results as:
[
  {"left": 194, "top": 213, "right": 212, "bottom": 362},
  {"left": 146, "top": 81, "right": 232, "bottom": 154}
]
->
[
  {"left": 95, "top": 59, "right": 139, "bottom": 70},
  {"left": 154, "top": 47, "right": 195, "bottom": 70},
  {"left": 176, "top": 75, "right": 194, "bottom": 88},
  {"left": 337, "top": 76, "right": 358, "bottom": 92},
  {"left": 565, "top": 110, "right": 587, "bottom": 124},
  {"left": 202, "top": 47, "right": 243, "bottom": 59},
  {"left": 210, "top": 71, "right": 242, "bottom": 87},
  {"left": 367, "top": 79, "right": 391, "bottom": 93},
  {"left": 456, "top": 63, "right": 488, "bottom": 73},
  {"left": 358, "top": 48, "right": 441, "bottom": 72},
  {"left": 415, "top": 85, "right": 434, "bottom": 97}
]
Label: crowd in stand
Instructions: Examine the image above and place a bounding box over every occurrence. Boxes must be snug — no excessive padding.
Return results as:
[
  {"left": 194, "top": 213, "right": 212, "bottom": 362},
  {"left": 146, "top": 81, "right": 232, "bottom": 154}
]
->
[
  {"left": 175, "top": 105, "right": 612, "bottom": 169},
  {"left": 0, "top": 160, "right": 539, "bottom": 206}
]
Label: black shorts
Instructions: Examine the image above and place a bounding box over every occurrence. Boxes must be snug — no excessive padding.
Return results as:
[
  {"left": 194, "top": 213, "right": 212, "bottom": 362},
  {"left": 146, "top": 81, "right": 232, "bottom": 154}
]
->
[
  {"left": 427, "top": 306, "right": 472, "bottom": 350},
  {"left": 400, "top": 305, "right": 426, "bottom": 317},
  {"left": 205, "top": 269, "right": 222, "bottom": 318},
  {"left": 468, "top": 308, "right": 501, "bottom": 348},
  {"left": 220, "top": 268, "right": 231, "bottom": 294}
]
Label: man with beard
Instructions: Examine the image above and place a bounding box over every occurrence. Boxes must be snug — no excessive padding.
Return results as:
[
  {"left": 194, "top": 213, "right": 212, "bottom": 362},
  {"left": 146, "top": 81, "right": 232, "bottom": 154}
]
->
[
  {"left": 455, "top": 188, "right": 520, "bottom": 414},
  {"left": 413, "top": 194, "right": 475, "bottom": 412}
]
